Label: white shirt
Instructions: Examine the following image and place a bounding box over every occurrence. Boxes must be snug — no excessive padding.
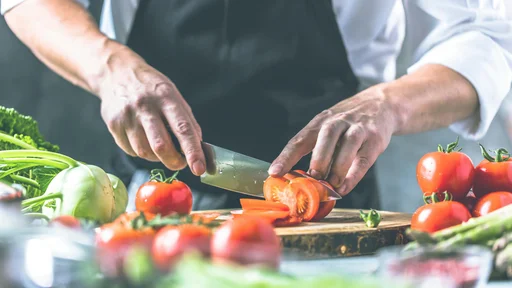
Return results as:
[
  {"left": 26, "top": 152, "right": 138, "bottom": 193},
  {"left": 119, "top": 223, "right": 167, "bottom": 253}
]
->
[{"left": 2, "top": 0, "right": 512, "bottom": 140}]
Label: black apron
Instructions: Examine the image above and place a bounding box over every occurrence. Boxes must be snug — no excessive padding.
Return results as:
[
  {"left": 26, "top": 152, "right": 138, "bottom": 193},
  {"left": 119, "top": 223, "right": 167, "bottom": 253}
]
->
[{"left": 114, "top": 0, "right": 380, "bottom": 210}]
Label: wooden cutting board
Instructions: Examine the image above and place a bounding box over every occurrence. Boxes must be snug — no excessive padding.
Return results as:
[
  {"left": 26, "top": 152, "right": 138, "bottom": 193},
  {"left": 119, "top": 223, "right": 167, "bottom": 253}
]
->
[{"left": 201, "top": 208, "right": 411, "bottom": 258}]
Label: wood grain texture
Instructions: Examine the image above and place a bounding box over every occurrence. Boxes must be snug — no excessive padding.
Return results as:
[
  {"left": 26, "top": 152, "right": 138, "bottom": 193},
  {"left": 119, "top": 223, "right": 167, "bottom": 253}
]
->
[{"left": 196, "top": 208, "right": 411, "bottom": 258}]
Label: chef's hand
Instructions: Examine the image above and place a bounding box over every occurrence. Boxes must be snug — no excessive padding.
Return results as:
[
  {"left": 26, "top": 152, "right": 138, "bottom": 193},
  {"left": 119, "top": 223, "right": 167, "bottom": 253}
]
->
[
  {"left": 97, "top": 48, "right": 206, "bottom": 175},
  {"left": 269, "top": 86, "right": 399, "bottom": 196}
]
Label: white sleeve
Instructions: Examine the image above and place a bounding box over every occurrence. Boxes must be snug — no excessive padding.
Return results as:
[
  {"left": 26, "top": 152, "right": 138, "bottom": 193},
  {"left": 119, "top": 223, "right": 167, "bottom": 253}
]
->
[
  {"left": 405, "top": 0, "right": 512, "bottom": 140},
  {"left": 1, "top": 0, "right": 89, "bottom": 15}
]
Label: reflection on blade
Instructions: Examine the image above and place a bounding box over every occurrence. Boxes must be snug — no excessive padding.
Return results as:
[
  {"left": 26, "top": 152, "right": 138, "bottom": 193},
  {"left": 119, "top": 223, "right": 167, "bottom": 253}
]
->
[{"left": 200, "top": 142, "right": 342, "bottom": 201}]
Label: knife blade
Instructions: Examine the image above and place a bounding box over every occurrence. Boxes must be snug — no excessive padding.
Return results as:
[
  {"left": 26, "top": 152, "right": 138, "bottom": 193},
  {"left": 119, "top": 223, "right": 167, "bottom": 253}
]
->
[{"left": 200, "top": 142, "right": 342, "bottom": 201}]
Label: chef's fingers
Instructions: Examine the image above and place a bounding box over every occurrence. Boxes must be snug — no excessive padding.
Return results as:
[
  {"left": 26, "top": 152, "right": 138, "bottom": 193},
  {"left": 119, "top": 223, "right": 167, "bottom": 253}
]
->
[
  {"left": 139, "top": 112, "right": 186, "bottom": 170},
  {"left": 125, "top": 120, "right": 160, "bottom": 162},
  {"left": 308, "top": 119, "right": 349, "bottom": 180},
  {"left": 161, "top": 90, "right": 206, "bottom": 176},
  {"left": 326, "top": 125, "right": 366, "bottom": 189},
  {"left": 113, "top": 129, "right": 137, "bottom": 157},
  {"left": 270, "top": 128, "right": 317, "bottom": 176},
  {"left": 337, "top": 140, "right": 378, "bottom": 196}
]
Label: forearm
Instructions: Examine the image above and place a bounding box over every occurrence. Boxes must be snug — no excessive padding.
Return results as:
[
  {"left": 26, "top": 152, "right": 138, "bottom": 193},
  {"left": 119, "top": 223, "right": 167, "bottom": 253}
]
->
[
  {"left": 4, "top": 0, "right": 128, "bottom": 95},
  {"left": 383, "top": 64, "right": 479, "bottom": 135}
]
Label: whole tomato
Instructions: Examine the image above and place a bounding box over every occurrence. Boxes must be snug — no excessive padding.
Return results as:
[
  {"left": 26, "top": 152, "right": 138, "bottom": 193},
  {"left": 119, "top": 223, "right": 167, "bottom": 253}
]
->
[
  {"left": 411, "top": 196, "right": 471, "bottom": 233},
  {"left": 473, "top": 145, "right": 512, "bottom": 198},
  {"left": 472, "top": 191, "right": 512, "bottom": 217},
  {"left": 136, "top": 169, "right": 193, "bottom": 216},
  {"left": 152, "top": 224, "right": 211, "bottom": 272},
  {"left": 416, "top": 138, "right": 474, "bottom": 201},
  {"left": 211, "top": 217, "right": 281, "bottom": 269},
  {"left": 95, "top": 215, "right": 156, "bottom": 277}
]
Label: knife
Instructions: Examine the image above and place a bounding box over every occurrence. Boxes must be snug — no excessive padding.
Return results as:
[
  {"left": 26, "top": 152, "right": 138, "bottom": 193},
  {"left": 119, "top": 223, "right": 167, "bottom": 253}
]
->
[{"left": 200, "top": 142, "right": 342, "bottom": 201}]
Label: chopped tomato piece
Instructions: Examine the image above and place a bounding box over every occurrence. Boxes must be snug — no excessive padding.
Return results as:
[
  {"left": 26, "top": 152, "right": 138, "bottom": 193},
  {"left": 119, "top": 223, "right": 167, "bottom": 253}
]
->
[
  {"left": 263, "top": 176, "right": 290, "bottom": 202},
  {"left": 311, "top": 200, "right": 336, "bottom": 221},
  {"left": 231, "top": 210, "right": 290, "bottom": 223},
  {"left": 191, "top": 212, "right": 221, "bottom": 224},
  {"left": 240, "top": 199, "right": 290, "bottom": 211},
  {"left": 281, "top": 178, "right": 320, "bottom": 221},
  {"left": 273, "top": 216, "right": 303, "bottom": 227}
]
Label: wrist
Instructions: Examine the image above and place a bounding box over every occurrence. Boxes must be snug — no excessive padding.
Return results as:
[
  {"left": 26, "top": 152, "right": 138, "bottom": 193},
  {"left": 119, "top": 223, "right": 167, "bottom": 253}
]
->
[
  {"left": 376, "top": 81, "right": 408, "bottom": 135},
  {"left": 83, "top": 38, "right": 143, "bottom": 97}
]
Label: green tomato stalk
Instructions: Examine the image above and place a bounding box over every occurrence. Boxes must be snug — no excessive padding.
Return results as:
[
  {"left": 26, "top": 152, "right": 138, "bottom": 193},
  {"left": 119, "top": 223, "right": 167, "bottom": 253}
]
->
[
  {"left": 359, "top": 209, "right": 381, "bottom": 228},
  {"left": 480, "top": 143, "right": 511, "bottom": 162},
  {"left": 437, "top": 137, "right": 462, "bottom": 153}
]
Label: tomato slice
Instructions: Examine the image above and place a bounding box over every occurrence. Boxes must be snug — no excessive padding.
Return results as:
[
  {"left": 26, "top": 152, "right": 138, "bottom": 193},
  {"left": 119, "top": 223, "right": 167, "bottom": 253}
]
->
[
  {"left": 230, "top": 210, "right": 290, "bottom": 223},
  {"left": 191, "top": 212, "right": 221, "bottom": 224},
  {"left": 273, "top": 216, "right": 303, "bottom": 227},
  {"left": 281, "top": 178, "right": 320, "bottom": 221},
  {"left": 240, "top": 199, "right": 290, "bottom": 211},
  {"left": 263, "top": 176, "right": 290, "bottom": 202},
  {"left": 311, "top": 200, "right": 336, "bottom": 221}
]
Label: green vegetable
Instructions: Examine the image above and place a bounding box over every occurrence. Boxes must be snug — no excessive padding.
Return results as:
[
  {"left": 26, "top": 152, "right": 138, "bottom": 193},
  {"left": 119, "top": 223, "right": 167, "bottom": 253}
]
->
[
  {"left": 0, "top": 106, "right": 59, "bottom": 152},
  {"left": 360, "top": 209, "right": 381, "bottom": 228},
  {"left": 108, "top": 173, "right": 128, "bottom": 220},
  {"left": 157, "top": 253, "right": 411, "bottom": 288}
]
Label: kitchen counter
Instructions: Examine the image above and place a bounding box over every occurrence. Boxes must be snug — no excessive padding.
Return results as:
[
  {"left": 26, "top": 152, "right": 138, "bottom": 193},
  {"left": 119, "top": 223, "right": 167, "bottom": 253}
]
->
[{"left": 281, "top": 255, "right": 512, "bottom": 287}]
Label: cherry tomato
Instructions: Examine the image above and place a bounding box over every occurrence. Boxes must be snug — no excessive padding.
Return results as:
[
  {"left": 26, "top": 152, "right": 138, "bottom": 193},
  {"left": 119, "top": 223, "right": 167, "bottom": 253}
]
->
[
  {"left": 473, "top": 144, "right": 512, "bottom": 198},
  {"left": 95, "top": 223, "right": 155, "bottom": 277},
  {"left": 50, "top": 215, "right": 81, "bottom": 229},
  {"left": 240, "top": 199, "right": 290, "bottom": 211},
  {"left": 416, "top": 139, "right": 474, "bottom": 201},
  {"left": 472, "top": 191, "right": 512, "bottom": 217},
  {"left": 211, "top": 217, "right": 281, "bottom": 269},
  {"left": 135, "top": 170, "right": 193, "bottom": 216},
  {"left": 152, "top": 224, "right": 211, "bottom": 272},
  {"left": 411, "top": 201, "right": 471, "bottom": 233}
]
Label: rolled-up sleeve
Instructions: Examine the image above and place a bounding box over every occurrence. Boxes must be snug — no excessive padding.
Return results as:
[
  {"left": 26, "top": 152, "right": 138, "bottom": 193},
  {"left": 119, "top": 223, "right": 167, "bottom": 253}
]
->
[
  {"left": 1, "top": 0, "right": 89, "bottom": 15},
  {"left": 406, "top": 0, "right": 512, "bottom": 140}
]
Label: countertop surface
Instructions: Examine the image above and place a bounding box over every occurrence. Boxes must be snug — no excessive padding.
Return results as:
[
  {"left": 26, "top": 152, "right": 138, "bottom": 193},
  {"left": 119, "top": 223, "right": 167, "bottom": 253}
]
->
[{"left": 280, "top": 255, "right": 512, "bottom": 287}]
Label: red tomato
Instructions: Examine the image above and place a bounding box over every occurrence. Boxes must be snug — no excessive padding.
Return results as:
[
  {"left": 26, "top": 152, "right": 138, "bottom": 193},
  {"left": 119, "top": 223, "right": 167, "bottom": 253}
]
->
[
  {"left": 311, "top": 200, "right": 336, "bottom": 221},
  {"left": 152, "top": 224, "right": 211, "bottom": 272},
  {"left": 416, "top": 142, "right": 474, "bottom": 201},
  {"left": 113, "top": 211, "right": 156, "bottom": 227},
  {"left": 411, "top": 201, "right": 471, "bottom": 233},
  {"left": 240, "top": 199, "right": 290, "bottom": 211},
  {"left": 472, "top": 191, "right": 512, "bottom": 217},
  {"left": 272, "top": 216, "right": 303, "bottom": 227},
  {"left": 50, "top": 215, "right": 81, "bottom": 229},
  {"left": 473, "top": 160, "right": 512, "bottom": 198},
  {"left": 95, "top": 223, "right": 155, "bottom": 277},
  {"left": 135, "top": 170, "right": 193, "bottom": 216},
  {"left": 231, "top": 210, "right": 290, "bottom": 223},
  {"left": 211, "top": 217, "right": 281, "bottom": 269}
]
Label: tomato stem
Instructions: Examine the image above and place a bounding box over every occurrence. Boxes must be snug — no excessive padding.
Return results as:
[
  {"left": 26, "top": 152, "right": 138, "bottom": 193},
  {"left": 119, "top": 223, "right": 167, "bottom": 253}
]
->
[
  {"left": 437, "top": 137, "right": 461, "bottom": 153},
  {"left": 479, "top": 144, "right": 511, "bottom": 162},
  {"left": 424, "top": 191, "right": 452, "bottom": 204},
  {"left": 149, "top": 169, "right": 180, "bottom": 183}
]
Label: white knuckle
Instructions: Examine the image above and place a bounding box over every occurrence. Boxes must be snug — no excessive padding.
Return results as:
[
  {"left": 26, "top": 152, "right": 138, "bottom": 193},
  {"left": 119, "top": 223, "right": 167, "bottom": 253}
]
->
[
  {"left": 321, "top": 121, "right": 339, "bottom": 137},
  {"left": 152, "top": 141, "right": 169, "bottom": 155},
  {"left": 154, "top": 82, "right": 175, "bottom": 98},
  {"left": 357, "top": 156, "right": 372, "bottom": 170}
]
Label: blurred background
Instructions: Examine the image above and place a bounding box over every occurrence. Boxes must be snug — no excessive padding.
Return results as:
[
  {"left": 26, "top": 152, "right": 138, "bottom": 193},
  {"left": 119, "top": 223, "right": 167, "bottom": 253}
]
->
[{"left": 0, "top": 1, "right": 511, "bottom": 213}]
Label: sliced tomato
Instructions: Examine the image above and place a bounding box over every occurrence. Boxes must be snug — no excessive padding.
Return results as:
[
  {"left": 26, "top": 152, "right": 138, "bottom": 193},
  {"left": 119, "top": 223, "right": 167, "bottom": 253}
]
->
[
  {"left": 311, "top": 200, "right": 336, "bottom": 221},
  {"left": 240, "top": 199, "right": 290, "bottom": 211},
  {"left": 281, "top": 178, "right": 320, "bottom": 221},
  {"left": 191, "top": 212, "right": 221, "bottom": 224},
  {"left": 231, "top": 210, "right": 289, "bottom": 223},
  {"left": 273, "top": 216, "right": 303, "bottom": 227},
  {"left": 263, "top": 176, "right": 290, "bottom": 202}
]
